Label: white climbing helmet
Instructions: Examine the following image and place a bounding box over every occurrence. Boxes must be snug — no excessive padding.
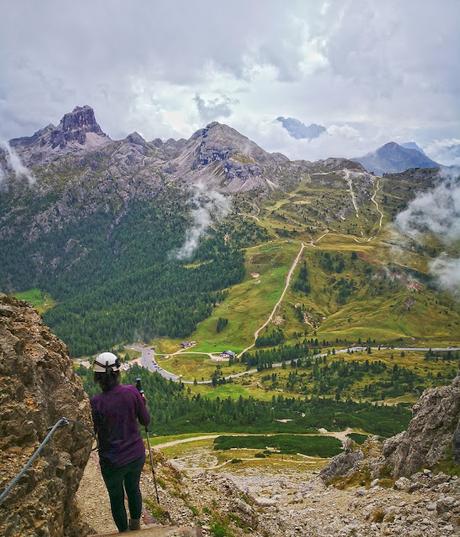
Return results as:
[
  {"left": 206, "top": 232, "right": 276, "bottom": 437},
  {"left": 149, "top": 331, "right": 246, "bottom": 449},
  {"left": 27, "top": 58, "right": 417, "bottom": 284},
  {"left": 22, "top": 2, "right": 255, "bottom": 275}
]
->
[{"left": 93, "top": 352, "right": 121, "bottom": 373}]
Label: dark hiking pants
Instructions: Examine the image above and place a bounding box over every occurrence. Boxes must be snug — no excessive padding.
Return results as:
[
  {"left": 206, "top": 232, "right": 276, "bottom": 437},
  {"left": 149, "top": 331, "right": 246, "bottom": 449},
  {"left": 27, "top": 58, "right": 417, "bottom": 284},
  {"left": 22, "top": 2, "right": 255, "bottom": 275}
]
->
[{"left": 100, "top": 455, "right": 145, "bottom": 532}]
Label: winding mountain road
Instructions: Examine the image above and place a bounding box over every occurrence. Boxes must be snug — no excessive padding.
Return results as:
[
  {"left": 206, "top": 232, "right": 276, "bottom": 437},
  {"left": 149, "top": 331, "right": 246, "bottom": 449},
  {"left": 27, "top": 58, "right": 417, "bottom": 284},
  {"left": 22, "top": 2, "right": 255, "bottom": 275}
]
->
[{"left": 129, "top": 343, "right": 460, "bottom": 386}]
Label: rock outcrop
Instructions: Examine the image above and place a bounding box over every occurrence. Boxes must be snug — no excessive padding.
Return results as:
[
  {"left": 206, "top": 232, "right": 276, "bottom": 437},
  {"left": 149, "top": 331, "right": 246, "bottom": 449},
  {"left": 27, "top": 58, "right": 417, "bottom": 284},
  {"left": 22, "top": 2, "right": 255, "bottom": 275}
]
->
[
  {"left": 454, "top": 421, "right": 460, "bottom": 463},
  {"left": 0, "top": 295, "right": 93, "bottom": 537},
  {"left": 383, "top": 376, "right": 460, "bottom": 477},
  {"left": 9, "top": 106, "right": 110, "bottom": 165},
  {"left": 321, "top": 376, "right": 460, "bottom": 485}
]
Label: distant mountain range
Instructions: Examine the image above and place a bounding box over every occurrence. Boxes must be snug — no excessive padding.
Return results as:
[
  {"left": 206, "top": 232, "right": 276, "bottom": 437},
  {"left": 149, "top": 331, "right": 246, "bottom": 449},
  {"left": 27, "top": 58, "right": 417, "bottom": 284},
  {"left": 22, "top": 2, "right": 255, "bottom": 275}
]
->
[
  {"left": 353, "top": 141, "right": 439, "bottom": 175},
  {"left": 276, "top": 116, "right": 326, "bottom": 140}
]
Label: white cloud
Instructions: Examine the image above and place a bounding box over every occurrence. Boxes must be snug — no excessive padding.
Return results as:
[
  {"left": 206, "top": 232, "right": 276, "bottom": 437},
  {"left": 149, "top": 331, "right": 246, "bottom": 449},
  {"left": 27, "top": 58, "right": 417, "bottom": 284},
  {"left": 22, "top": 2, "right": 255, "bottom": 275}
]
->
[
  {"left": 0, "top": 0, "right": 459, "bottom": 151},
  {"left": 429, "top": 256, "right": 460, "bottom": 297},
  {"left": 173, "top": 183, "right": 231, "bottom": 260},
  {"left": 1, "top": 141, "right": 36, "bottom": 185},
  {"left": 424, "top": 138, "right": 460, "bottom": 166},
  {"left": 394, "top": 174, "right": 460, "bottom": 297},
  {"left": 194, "top": 94, "right": 237, "bottom": 123},
  {"left": 395, "top": 177, "right": 460, "bottom": 244}
]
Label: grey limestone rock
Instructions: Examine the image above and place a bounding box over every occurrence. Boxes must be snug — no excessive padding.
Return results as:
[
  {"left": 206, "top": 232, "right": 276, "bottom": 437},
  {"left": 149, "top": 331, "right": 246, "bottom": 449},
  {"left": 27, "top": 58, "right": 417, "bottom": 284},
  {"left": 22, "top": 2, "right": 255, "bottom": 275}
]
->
[
  {"left": 384, "top": 376, "right": 460, "bottom": 477},
  {"left": 319, "top": 450, "right": 364, "bottom": 484}
]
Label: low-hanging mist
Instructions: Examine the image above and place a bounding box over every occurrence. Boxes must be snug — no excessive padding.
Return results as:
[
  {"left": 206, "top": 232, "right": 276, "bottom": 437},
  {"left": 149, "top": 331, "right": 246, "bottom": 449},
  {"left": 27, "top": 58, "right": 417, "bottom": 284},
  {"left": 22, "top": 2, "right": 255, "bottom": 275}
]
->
[
  {"left": 173, "top": 183, "right": 231, "bottom": 260},
  {"left": 0, "top": 141, "right": 36, "bottom": 186},
  {"left": 395, "top": 170, "right": 460, "bottom": 296}
]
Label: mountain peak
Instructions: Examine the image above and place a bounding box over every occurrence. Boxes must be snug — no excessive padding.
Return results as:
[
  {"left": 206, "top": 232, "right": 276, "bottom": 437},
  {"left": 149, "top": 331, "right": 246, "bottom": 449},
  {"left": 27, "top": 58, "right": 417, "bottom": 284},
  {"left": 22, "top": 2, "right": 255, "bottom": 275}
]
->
[
  {"left": 125, "top": 131, "right": 146, "bottom": 146},
  {"left": 9, "top": 105, "right": 110, "bottom": 165},
  {"left": 353, "top": 141, "right": 439, "bottom": 175},
  {"left": 58, "top": 105, "right": 103, "bottom": 136}
]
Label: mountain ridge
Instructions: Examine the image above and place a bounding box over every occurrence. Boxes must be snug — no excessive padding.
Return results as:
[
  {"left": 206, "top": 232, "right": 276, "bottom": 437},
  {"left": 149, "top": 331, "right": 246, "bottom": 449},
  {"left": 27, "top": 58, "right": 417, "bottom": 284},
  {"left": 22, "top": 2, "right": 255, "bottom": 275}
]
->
[
  {"left": 353, "top": 141, "right": 439, "bottom": 175},
  {"left": 1, "top": 105, "right": 364, "bottom": 194}
]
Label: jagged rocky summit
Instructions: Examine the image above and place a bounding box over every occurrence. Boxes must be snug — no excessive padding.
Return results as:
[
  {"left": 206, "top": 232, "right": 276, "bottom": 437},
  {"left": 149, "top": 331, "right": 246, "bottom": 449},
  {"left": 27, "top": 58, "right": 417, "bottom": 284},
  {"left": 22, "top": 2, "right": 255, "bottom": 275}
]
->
[
  {"left": 0, "top": 294, "right": 93, "bottom": 537},
  {"left": 0, "top": 104, "right": 367, "bottom": 194},
  {"left": 9, "top": 105, "right": 111, "bottom": 165}
]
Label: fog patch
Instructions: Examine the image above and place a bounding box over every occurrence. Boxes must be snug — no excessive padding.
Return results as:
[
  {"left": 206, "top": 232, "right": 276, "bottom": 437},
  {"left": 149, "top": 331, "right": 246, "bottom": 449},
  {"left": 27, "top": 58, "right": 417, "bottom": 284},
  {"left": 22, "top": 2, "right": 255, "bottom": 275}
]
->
[
  {"left": 173, "top": 183, "right": 231, "bottom": 260},
  {"left": 1, "top": 141, "right": 36, "bottom": 185},
  {"left": 394, "top": 170, "right": 460, "bottom": 296},
  {"left": 395, "top": 174, "right": 460, "bottom": 244},
  {"left": 429, "top": 255, "right": 460, "bottom": 297},
  {"left": 194, "top": 94, "right": 236, "bottom": 123}
]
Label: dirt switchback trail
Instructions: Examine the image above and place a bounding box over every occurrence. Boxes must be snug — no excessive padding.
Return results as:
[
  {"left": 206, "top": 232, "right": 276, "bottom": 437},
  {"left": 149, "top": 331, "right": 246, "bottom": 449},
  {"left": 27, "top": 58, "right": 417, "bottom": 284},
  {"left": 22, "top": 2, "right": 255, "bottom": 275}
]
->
[
  {"left": 370, "top": 177, "right": 384, "bottom": 233},
  {"left": 237, "top": 241, "right": 306, "bottom": 359}
]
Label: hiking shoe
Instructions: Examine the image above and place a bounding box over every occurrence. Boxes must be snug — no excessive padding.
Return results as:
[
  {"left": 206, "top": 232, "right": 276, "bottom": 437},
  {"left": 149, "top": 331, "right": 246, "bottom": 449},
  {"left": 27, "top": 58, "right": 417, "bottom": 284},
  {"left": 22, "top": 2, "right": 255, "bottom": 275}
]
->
[{"left": 129, "top": 518, "right": 141, "bottom": 531}]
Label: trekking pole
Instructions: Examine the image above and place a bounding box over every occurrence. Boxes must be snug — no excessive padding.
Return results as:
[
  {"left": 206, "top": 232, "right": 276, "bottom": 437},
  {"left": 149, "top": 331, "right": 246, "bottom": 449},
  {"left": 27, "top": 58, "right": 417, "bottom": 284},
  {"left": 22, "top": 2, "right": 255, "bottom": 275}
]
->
[{"left": 136, "top": 378, "right": 161, "bottom": 504}]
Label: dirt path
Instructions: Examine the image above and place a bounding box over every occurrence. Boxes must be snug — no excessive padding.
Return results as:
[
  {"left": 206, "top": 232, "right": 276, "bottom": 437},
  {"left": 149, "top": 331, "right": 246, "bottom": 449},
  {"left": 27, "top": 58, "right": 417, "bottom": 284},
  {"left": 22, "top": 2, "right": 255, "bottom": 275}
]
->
[
  {"left": 153, "top": 435, "right": 220, "bottom": 450},
  {"left": 77, "top": 451, "right": 119, "bottom": 534},
  {"left": 343, "top": 170, "right": 360, "bottom": 218},
  {"left": 237, "top": 241, "right": 306, "bottom": 358},
  {"left": 350, "top": 176, "right": 383, "bottom": 243},
  {"left": 370, "top": 177, "right": 384, "bottom": 233}
]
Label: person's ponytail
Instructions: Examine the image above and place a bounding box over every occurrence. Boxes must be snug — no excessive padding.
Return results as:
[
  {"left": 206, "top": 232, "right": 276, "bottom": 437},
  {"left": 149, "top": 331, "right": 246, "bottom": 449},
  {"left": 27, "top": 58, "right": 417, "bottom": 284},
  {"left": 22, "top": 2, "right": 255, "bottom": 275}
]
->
[{"left": 94, "top": 370, "right": 120, "bottom": 392}]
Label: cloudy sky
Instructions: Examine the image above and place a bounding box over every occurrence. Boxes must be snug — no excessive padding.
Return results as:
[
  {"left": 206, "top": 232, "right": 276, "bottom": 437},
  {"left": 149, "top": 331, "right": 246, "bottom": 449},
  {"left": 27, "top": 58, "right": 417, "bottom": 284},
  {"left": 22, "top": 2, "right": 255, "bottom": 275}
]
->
[{"left": 1, "top": 0, "right": 459, "bottom": 162}]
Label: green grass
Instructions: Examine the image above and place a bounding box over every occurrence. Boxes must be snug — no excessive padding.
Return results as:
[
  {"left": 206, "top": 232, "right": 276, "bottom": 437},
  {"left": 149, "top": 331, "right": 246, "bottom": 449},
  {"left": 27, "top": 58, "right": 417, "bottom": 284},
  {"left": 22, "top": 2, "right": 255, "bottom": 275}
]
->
[
  {"left": 347, "top": 433, "right": 369, "bottom": 444},
  {"left": 160, "top": 439, "right": 215, "bottom": 459},
  {"left": 189, "top": 381, "right": 301, "bottom": 401},
  {"left": 214, "top": 434, "right": 342, "bottom": 457},
  {"left": 185, "top": 241, "right": 300, "bottom": 353},
  {"left": 156, "top": 353, "right": 244, "bottom": 381},
  {"left": 14, "top": 288, "right": 55, "bottom": 314}
]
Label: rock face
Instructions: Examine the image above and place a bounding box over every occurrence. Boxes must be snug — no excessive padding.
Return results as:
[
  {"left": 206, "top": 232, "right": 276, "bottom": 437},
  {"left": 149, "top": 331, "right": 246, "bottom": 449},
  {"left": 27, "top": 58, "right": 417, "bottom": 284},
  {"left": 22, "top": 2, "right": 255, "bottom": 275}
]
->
[
  {"left": 319, "top": 450, "right": 364, "bottom": 483},
  {"left": 0, "top": 295, "right": 93, "bottom": 537},
  {"left": 321, "top": 376, "right": 460, "bottom": 484},
  {"left": 169, "top": 121, "right": 300, "bottom": 192},
  {"left": 454, "top": 421, "right": 460, "bottom": 463},
  {"left": 9, "top": 106, "right": 110, "bottom": 165},
  {"left": 383, "top": 376, "right": 460, "bottom": 477},
  {"left": 49, "top": 105, "right": 106, "bottom": 148}
]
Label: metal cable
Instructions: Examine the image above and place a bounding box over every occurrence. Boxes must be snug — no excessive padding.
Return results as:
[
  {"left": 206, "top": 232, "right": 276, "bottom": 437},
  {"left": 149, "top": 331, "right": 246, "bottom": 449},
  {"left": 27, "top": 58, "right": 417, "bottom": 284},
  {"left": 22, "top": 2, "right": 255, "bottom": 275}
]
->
[{"left": 0, "top": 417, "right": 71, "bottom": 506}]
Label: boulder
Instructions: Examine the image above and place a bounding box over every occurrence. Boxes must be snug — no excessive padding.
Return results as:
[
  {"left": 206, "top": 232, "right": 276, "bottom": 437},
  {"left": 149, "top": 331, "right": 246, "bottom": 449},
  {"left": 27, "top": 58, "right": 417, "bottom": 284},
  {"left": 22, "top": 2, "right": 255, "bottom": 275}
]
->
[
  {"left": 0, "top": 295, "right": 93, "bottom": 537},
  {"left": 384, "top": 376, "right": 460, "bottom": 477},
  {"left": 319, "top": 450, "right": 364, "bottom": 484}
]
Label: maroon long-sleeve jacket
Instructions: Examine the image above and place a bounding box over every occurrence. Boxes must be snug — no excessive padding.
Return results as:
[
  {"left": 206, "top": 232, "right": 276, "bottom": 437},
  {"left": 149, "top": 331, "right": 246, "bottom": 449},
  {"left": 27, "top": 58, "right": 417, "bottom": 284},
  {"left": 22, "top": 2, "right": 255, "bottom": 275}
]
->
[{"left": 91, "top": 384, "right": 150, "bottom": 467}]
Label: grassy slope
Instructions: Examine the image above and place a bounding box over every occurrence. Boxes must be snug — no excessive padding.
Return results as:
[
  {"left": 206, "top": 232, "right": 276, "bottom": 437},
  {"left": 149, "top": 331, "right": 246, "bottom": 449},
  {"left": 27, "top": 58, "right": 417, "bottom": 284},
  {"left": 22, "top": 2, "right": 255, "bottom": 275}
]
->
[
  {"left": 14, "top": 288, "right": 55, "bottom": 314},
  {"left": 176, "top": 240, "right": 300, "bottom": 353},
  {"left": 148, "top": 174, "right": 459, "bottom": 394},
  {"left": 156, "top": 353, "right": 243, "bottom": 381}
]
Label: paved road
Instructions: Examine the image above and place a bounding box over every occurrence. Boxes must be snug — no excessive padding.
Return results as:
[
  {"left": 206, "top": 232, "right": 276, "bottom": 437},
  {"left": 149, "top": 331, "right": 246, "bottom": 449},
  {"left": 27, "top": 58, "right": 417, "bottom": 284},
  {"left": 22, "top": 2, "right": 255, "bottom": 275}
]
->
[
  {"left": 127, "top": 344, "right": 181, "bottom": 382},
  {"left": 129, "top": 343, "right": 460, "bottom": 385}
]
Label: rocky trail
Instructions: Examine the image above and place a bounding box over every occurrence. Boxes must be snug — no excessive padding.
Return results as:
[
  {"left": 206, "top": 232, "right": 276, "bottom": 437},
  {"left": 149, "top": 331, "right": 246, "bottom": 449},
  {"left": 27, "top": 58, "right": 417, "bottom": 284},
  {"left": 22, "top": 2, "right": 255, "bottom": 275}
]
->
[{"left": 78, "top": 445, "right": 460, "bottom": 537}]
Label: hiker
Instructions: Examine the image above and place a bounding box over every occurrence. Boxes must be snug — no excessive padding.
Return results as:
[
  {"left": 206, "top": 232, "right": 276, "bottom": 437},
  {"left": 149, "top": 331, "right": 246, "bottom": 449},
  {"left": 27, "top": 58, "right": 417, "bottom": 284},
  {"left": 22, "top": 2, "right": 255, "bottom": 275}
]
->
[{"left": 91, "top": 352, "right": 150, "bottom": 532}]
